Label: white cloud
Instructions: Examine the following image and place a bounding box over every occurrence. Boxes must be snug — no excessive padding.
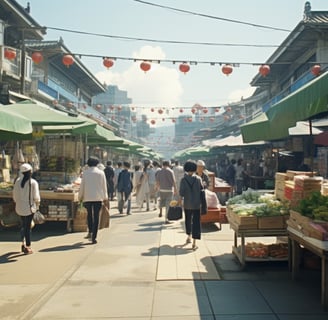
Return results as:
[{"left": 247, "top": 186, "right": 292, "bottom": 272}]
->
[{"left": 96, "top": 46, "right": 183, "bottom": 107}]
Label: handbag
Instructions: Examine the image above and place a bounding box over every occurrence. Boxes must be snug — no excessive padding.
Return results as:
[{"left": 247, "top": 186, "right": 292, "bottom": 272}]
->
[
  {"left": 167, "top": 206, "right": 183, "bottom": 220},
  {"left": 99, "top": 205, "right": 110, "bottom": 229},
  {"left": 200, "top": 189, "right": 208, "bottom": 215},
  {"left": 29, "top": 179, "right": 45, "bottom": 223},
  {"left": 33, "top": 210, "right": 46, "bottom": 224}
]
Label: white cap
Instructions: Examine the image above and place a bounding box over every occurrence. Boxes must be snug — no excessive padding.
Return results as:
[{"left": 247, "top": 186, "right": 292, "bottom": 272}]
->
[
  {"left": 197, "top": 160, "right": 205, "bottom": 167},
  {"left": 20, "top": 163, "right": 32, "bottom": 173}
]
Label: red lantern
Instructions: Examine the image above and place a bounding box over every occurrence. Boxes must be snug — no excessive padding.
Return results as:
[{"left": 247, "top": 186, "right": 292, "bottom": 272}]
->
[
  {"left": 162, "top": 118, "right": 165, "bottom": 121},
  {"left": 158, "top": 109, "right": 163, "bottom": 114},
  {"left": 140, "top": 61, "right": 151, "bottom": 72},
  {"left": 222, "top": 64, "right": 233, "bottom": 76},
  {"left": 311, "top": 64, "right": 321, "bottom": 76},
  {"left": 179, "top": 108, "right": 184, "bottom": 113},
  {"left": 151, "top": 119, "right": 156, "bottom": 125},
  {"left": 96, "top": 104, "right": 102, "bottom": 110},
  {"left": 259, "top": 64, "right": 270, "bottom": 77},
  {"left": 4, "top": 48, "right": 16, "bottom": 60},
  {"left": 151, "top": 108, "right": 154, "bottom": 112},
  {"left": 117, "top": 105, "right": 122, "bottom": 111},
  {"left": 210, "top": 117, "right": 215, "bottom": 122},
  {"left": 188, "top": 117, "right": 192, "bottom": 122},
  {"left": 179, "top": 63, "right": 190, "bottom": 74},
  {"left": 215, "top": 107, "right": 220, "bottom": 112},
  {"left": 203, "top": 108, "right": 208, "bottom": 114},
  {"left": 103, "top": 58, "right": 114, "bottom": 69},
  {"left": 62, "top": 54, "right": 74, "bottom": 67},
  {"left": 172, "top": 118, "right": 176, "bottom": 123},
  {"left": 191, "top": 108, "right": 196, "bottom": 114},
  {"left": 31, "top": 52, "right": 43, "bottom": 64}
]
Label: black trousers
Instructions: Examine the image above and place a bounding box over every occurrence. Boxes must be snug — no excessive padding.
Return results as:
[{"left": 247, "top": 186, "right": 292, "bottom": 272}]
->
[
  {"left": 84, "top": 201, "right": 102, "bottom": 241},
  {"left": 20, "top": 214, "right": 33, "bottom": 246},
  {"left": 184, "top": 209, "right": 201, "bottom": 240}
]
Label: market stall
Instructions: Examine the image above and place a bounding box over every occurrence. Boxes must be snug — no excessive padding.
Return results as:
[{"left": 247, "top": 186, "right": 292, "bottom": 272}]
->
[{"left": 226, "top": 190, "right": 289, "bottom": 268}]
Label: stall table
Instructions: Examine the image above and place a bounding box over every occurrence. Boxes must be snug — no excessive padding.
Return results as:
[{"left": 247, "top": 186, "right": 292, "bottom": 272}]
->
[
  {"left": 288, "top": 227, "right": 328, "bottom": 309},
  {"left": 229, "top": 219, "right": 288, "bottom": 268},
  {"left": 0, "top": 190, "right": 79, "bottom": 232}
]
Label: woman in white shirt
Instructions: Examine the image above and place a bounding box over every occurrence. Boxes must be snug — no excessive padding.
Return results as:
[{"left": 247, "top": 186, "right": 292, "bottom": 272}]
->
[{"left": 13, "top": 163, "right": 40, "bottom": 254}]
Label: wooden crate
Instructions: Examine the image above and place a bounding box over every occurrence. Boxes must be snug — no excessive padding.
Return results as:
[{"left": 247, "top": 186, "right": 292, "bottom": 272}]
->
[
  {"left": 227, "top": 206, "right": 258, "bottom": 229},
  {"left": 258, "top": 215, "right": 285, "bottom": 229}
]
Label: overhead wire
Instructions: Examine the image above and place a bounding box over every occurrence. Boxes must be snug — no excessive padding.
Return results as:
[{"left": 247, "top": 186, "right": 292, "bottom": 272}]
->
[
  {"left": 132, "top": 0, "right": 291, "bottom": 32},
  {"left": 46, "top": 26, "right": 280, "bottom": 48}
]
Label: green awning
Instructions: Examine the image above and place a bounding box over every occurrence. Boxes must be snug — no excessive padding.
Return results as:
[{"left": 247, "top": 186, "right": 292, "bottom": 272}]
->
[
  {"left": 2, "top": 100, "right": 86, "bottom": 125},
  {"left": 241, "top": 71, "right": 328, "bottom": 143},
  {"left": 0, "top": 107, "right": 33, "bottom": 138}
]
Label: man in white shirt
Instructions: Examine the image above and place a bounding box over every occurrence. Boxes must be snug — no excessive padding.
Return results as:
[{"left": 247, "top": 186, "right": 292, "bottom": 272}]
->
[{"left": 78, "top": 157, "right": 108, "bottom": 244}]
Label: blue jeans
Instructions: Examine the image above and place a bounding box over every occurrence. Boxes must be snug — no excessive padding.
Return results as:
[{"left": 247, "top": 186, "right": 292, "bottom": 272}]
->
[{"left": 83, "top": 201, "right": 102, "bottom": 241}]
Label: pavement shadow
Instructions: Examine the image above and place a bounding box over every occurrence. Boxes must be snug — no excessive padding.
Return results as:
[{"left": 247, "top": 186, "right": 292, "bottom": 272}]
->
[
  {"left": 39, "top": 241, "right": 87, "bottom": 252},
  {"left": 142, "top": 243, "right": 191, "bottom": 256},
  {"left": 0, "top": 251, "right": 26, "bottom": 264},
  {"left": 201, "top": 223, "right": 221, "bottom": 233},
  {"left": 135, "top": 221, "right": 163, "bottom": 232}
]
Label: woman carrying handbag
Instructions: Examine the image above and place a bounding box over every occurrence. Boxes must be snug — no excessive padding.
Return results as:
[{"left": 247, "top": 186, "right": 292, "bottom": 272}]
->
[
  {"left": 178, "top": 161, "right": 204, "bottom": 250},
  {"left": 13, "top": 163, "right": 40, "bottom": 254}
]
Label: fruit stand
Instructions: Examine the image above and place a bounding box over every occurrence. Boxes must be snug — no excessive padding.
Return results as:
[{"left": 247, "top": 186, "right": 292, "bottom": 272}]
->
[{"left": 226, "top": 190, "right": 290, "bottom": 268}]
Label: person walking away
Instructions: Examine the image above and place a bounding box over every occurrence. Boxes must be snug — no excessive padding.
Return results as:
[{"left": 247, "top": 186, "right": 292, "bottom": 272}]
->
[
  {"left": 136, "top": 161, "right": 150, "bottom": 211},
  {"left": 13, "top": 163, "right": 41, "bottom": 254},
  {"left": 178, "top": 161, "right": 203, "bottom": 250},
  {"left": 155, "top": 160, "right": 177, "bottom": 224},
  {"left": 104, "top": 161, "right": 115, "bottom": 201},
  {"left": 172, "top": 160, "right": 185, "bottom": 199},
  {"left": 196, "top": 160, "right": 210, "bottom": 189},
  {"left": 117, "top": 161, "right": 133, "bottom": 215},
  {"left": 78, "top": 157, "right": 108, "bottom": 244}
]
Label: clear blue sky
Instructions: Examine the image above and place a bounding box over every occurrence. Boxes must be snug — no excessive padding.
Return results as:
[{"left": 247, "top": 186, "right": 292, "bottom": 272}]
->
[{"left": 17, "top": 0, "right": 328, "bottom": 110}]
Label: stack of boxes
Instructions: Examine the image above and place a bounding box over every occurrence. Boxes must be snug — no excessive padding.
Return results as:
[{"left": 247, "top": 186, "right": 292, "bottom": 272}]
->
[{"left": 275, "top": 171, "right": 323, "bottom": 209}]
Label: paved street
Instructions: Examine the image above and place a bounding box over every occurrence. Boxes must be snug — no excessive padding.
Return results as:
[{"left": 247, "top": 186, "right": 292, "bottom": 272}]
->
[{"left": 0, "top": 199, "right": 327, "bottom": 319}]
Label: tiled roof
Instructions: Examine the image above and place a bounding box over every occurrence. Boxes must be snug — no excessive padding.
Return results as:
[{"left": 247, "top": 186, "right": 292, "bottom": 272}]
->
[{"left": 303, "top": 11, "right": 328, "bottom": 24}]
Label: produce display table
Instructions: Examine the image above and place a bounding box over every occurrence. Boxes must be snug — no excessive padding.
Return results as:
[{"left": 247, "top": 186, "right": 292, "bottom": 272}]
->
[
  {"left": 288, "top": 226, "right": 328, "bottom": 309},
  {"left": 229, "top": 219, "right": 288, "bottom": 268},
  {"left": 0, "top": 190, "right": 79, "bottom": 232}
]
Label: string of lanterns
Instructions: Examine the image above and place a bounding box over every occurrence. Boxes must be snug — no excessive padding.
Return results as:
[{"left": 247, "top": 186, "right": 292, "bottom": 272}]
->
[{"left": 4, "top": 47, "right": 324, "bottom": 77}]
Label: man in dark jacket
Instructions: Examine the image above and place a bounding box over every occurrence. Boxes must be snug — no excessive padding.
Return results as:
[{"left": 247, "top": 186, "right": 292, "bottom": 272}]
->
[
  {"left": 104, "top": 161, "right": 115, "bottom": 201},
  {"left": 117, "top": 161, "right": 133, "bottom": 215}
]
